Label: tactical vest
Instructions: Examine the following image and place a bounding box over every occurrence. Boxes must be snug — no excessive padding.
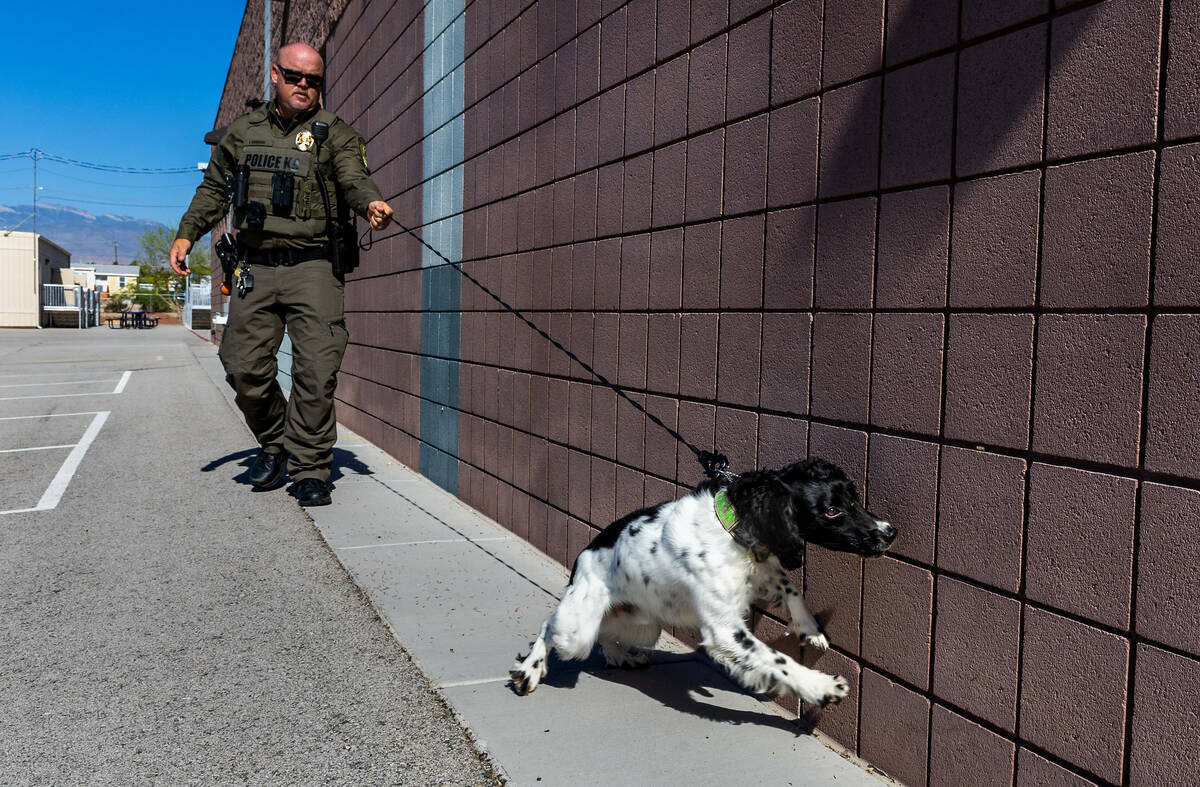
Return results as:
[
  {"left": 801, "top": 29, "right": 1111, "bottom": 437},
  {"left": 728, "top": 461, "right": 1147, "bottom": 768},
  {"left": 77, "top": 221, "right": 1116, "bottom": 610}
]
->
[{"left": 235, "top": 108, "right": 341, "bottom": 239}]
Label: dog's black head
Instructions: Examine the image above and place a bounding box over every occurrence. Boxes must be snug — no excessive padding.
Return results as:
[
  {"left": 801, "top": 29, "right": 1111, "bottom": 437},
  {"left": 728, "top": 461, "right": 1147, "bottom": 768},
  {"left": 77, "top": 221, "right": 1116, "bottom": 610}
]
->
[{"left": 725, "top": 458, "right": 896, "bottom": 569}]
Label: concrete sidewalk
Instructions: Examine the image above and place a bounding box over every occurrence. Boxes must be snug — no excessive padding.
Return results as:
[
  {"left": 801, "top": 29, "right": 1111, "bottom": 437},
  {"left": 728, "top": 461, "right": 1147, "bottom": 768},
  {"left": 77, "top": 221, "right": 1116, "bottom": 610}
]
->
[{"left": 195, "top": 341, "right": 889, "bottom": 786}]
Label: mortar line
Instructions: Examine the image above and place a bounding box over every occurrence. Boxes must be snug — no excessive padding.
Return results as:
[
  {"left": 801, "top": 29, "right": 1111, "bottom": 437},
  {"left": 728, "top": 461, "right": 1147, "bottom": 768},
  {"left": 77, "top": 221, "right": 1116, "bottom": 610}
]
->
[
  {"left": 336, "top": 536, "right": 513, "bottom": 550},
  {"left": 1123, "top": 3, "right": 1172, "bottom": 783},
  {"left": 1014, "top": 0, "right": 1055, "bottom": 753},
  {"left": 862, "top": 0, "right": 888, "bottom": 755},
  {"left": 925, "top": 2, "right": 965, "bottom": 780}
]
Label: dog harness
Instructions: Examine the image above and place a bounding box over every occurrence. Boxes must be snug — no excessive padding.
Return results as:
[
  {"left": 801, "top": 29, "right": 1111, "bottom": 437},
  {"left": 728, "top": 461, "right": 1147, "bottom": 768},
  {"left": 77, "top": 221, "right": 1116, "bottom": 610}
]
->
[{"left": 713, "top": 488, "right": 738, "bottom": 533}]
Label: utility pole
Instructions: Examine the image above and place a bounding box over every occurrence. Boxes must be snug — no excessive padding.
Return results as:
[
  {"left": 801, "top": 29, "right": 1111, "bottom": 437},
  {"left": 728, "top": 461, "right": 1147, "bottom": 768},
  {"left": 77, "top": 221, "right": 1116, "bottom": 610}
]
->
[
  {"left": 113, "top": 241, "right": 118, "bottom": 264},
  {"left": 32, "top": 149, "right": 38, "bottom": 261},
  {"left": 32, "top": 149, "right": 39, "bottom": 314}
]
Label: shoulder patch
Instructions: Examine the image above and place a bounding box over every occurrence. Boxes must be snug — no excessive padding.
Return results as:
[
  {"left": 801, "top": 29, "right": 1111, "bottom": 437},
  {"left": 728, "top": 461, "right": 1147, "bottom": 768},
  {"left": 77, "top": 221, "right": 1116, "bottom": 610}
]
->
[{"left": 360, "top": 142, "right": 369, "bottom": 170}]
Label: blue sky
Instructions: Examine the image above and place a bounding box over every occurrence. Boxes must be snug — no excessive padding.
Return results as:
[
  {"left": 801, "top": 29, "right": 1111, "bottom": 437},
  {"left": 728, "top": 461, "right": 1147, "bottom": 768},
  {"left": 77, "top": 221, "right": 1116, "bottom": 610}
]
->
[{"left": 1, "top": 1, "right": 250, "bottom": 228}]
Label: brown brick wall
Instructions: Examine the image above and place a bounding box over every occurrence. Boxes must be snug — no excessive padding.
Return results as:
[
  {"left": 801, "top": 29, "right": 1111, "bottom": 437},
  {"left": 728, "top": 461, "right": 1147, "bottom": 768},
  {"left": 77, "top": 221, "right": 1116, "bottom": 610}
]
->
[{"left": 217, "top": 0, "right": 1200, "bottom": 783}]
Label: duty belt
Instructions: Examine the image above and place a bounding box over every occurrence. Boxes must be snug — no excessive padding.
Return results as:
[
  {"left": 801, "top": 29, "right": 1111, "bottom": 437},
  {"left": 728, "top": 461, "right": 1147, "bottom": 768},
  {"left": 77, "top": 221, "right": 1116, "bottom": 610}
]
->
[{"left": 244, "top": 247, "right": 327, "bottom": 267}]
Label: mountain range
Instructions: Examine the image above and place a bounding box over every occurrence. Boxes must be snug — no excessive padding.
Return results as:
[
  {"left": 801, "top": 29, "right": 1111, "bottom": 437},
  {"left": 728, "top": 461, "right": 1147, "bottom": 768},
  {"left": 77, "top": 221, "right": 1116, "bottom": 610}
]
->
[{"left": 0, "top": 203, "right": 169, "bottom": 264}]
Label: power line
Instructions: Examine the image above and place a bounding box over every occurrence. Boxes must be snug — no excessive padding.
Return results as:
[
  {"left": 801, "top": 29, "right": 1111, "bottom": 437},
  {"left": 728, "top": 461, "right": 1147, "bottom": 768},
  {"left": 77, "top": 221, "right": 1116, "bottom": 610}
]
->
[
  {"left": 1, "top": 149, "right": 198, "bottom": 174},
  {"left": 37, "top": 195, "right": 188, "bottom": 209},
  {"left": 35, "top": 163, "right": 198, "bottom": 189}
]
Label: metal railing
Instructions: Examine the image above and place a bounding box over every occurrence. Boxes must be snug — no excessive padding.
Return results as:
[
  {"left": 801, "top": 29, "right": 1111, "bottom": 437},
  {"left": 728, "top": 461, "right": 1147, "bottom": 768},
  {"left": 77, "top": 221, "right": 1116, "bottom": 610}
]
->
[
  {"left": 41, "top": 284, "right": 100, "bottom": 328},
  {"left": 183, "top": 282, "right": 212, "bottom": 330}
]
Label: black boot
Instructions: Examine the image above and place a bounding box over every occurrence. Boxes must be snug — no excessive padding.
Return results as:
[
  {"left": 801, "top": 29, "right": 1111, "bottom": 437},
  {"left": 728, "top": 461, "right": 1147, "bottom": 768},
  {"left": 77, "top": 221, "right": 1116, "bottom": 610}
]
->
[
  {"left": 291, "top": 478, "right": 331, "bottom": 506},
  {"left": 248, "top": 449, "right": 287, "bottom": 489}
]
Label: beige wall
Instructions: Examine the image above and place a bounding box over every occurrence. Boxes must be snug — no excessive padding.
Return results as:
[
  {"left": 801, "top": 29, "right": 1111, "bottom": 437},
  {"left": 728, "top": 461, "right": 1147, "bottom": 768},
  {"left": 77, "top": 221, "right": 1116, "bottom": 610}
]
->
[
  {"left": 0, "top": 233, "right": 38, "bottom": 327},
  {"left": 0, "top": 233, "right": 71, "bottom": 327}
]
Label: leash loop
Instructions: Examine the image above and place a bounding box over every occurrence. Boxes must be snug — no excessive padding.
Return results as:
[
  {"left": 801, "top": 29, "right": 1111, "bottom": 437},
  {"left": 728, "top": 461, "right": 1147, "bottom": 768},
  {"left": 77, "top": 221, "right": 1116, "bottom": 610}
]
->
[{"left": 698, "top": 450, "right": 738, "bottom": 484}]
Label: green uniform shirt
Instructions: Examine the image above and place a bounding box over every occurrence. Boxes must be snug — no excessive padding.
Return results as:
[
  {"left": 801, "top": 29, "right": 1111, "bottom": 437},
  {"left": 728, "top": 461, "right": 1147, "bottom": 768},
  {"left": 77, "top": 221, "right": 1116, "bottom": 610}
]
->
[{"left": 176, "top": 101, "right": 384, "bottom": 251}]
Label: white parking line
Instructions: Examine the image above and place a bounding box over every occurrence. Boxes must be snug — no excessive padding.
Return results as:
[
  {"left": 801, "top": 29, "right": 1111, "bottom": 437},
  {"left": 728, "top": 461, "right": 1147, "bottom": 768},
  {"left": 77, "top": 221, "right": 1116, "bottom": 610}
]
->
[
  {"left": 0, "top": 370, "right": 132, "bottom": 401},
  {"left": 0, "top": 411, "right": 104, "bottom": 421},
  {"left": 0, "top": 444, "right": 75, "bottom": 454},
  {"left": 0, "top": 411, "right": 109, "bottom": 516},
  {"left": 0, "top": 372, "right": 109, "bottom": 380},
  {"left": 0, "top": 379, "right": 120, "bottom": 389}
]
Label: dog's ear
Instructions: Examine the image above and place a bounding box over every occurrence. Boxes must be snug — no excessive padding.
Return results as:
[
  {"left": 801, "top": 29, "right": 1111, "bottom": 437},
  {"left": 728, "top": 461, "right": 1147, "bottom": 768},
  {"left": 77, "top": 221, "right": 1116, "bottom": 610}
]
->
[
  {"left": 726, "top": 471, "right": 801, "bottom": 558},
  {"left": 779, "top": 458, "right": 844, "bottom": 488}
]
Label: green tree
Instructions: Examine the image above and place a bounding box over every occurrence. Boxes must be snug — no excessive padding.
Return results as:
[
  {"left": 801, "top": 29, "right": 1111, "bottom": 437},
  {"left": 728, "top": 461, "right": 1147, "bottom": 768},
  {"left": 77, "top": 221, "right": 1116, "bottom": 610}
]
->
[
  {"left": 131, "top": 260, "right": 178, "bottom": 312},
  {"left": 136, "top": 225, "right": 211, "bottom": 279},
  {"left": 120, "top": 225, "right": 212, "bottom": 313}
]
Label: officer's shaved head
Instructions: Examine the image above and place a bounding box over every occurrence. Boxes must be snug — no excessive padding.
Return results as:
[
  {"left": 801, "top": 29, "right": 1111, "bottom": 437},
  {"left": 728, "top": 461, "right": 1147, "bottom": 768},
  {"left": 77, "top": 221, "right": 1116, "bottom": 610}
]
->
[
  {"left": 277, "top": 43, "right": 323, "bottom": 73},
  {"left": 271, "top": 43, "right": 324, "bottom": 118}
]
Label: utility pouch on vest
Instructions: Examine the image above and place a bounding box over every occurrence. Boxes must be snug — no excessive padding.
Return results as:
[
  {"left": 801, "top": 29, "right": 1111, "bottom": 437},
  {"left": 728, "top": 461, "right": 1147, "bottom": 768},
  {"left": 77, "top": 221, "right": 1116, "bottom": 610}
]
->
[
  {"left": 245, "top": 201, "right": 266, "bottom": 229},
  {"left": 232, "top": 164, "right": 250, "bottom": 208},
  {"left": 270, "top": 172, "right": 294, "bottom": 215}
]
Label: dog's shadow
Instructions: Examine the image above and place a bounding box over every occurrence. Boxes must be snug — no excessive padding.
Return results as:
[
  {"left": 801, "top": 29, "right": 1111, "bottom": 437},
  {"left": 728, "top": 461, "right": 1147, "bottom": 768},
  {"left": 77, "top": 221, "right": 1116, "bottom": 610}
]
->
[
  {"left": 535, "top": 646, "right": 815, "bottom": 735},
  {"left": 200, "top": 446, "right": 375, "bottom": 489}
]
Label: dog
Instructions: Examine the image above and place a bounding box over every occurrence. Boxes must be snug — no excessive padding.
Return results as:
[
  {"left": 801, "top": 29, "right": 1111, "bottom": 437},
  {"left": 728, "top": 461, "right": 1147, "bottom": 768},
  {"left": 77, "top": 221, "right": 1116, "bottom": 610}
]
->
[{"left": 509, "top": 458, "right": 896, "bottom": 706}]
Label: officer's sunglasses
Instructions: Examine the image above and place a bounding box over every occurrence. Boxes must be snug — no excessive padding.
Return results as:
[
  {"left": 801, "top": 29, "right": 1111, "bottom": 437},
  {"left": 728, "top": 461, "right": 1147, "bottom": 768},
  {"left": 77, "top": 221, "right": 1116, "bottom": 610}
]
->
[{"left": 276, "top": 65, "right": 324, "bottom": 90}]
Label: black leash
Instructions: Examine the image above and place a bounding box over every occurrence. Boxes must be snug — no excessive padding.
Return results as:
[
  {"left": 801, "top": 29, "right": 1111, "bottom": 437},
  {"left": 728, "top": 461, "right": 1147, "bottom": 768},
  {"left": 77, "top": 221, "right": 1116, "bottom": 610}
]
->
[{"left": 360, "top": 222, "right": 737, "bottom": 484}]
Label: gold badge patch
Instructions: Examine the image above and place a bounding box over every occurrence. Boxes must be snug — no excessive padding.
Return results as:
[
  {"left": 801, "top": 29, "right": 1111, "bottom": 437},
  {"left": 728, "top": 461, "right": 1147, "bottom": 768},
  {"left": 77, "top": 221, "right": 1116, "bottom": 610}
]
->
[{"left": 296, "top": 131, "right": 315, "bottom": 152}]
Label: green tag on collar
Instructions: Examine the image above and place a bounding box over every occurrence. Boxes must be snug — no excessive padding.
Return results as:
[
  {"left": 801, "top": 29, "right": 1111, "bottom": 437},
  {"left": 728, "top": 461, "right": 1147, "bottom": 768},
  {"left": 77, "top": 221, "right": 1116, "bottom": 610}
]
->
[{"left": 714, "top": 488, "right": 738, "bottom": 533}]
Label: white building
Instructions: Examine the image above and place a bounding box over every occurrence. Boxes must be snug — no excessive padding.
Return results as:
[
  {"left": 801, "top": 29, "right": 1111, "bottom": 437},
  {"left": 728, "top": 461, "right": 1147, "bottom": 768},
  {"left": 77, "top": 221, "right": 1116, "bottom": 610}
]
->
[
  {"left": 69, "top": 262, "right": 140, "bottom": 294},
  {"left": 0, "top": 232, "right": 71, "bottom": 328}
]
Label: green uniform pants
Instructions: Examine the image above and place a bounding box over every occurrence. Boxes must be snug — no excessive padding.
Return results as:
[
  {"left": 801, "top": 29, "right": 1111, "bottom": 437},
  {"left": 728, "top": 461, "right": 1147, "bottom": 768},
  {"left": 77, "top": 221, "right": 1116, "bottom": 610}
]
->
[{"left": 218, "top": 258, "right": 348, "bottom": 483}]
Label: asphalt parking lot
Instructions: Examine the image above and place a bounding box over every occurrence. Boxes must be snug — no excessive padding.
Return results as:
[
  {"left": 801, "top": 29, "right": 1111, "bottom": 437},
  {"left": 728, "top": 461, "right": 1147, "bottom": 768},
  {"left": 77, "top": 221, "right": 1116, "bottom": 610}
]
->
[{"left": 0, "top": 325, "right": 496, "bottom": 785}]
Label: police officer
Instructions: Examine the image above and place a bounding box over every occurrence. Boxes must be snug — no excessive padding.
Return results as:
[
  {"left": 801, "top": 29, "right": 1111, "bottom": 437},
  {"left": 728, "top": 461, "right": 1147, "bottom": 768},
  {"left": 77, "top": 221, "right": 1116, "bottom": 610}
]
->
[{"left": 170, "top": 42, "right": 393, "bottom": 506}]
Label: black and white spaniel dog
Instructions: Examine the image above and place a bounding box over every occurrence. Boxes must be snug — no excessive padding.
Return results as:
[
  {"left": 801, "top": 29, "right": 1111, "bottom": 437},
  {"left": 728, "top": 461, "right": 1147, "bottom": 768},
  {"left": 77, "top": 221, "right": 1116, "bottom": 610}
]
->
[{"left": 509, "top": 458, "right": 896, "bottom": 706}]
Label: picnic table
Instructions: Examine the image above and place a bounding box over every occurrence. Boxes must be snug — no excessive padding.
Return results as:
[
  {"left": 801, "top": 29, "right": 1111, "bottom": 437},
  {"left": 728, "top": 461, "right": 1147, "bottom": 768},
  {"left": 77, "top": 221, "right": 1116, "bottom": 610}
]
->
[{"left": 106, "top": 312, "right": 160, "bottom": 329}]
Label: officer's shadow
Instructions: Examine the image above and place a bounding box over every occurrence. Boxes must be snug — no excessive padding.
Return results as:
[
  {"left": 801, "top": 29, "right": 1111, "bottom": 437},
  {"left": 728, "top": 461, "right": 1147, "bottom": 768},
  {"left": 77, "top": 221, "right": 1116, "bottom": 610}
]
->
[{"left": 201, "top": 446, "right": 374, "bottom": 489}]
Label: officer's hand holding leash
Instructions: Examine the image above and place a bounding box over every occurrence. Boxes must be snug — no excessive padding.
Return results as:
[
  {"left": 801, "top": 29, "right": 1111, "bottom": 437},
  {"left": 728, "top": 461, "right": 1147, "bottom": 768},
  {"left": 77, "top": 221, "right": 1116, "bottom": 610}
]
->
[
  {"left": 169, "top": 238, "right": 192, "bottom": 276},
  {"left": 367, "top": 201, "right": 393, "bottom": 230}
]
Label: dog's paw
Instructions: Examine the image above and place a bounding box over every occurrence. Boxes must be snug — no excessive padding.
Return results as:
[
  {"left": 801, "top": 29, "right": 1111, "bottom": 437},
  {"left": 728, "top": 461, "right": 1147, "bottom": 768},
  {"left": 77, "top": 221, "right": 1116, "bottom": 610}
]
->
[
  {"left": 509, "top": 653, "right": 544, "bottom": 696},
  {"left": 509, "top": 663, "right": 539, "bottom": 695},
  {"left": 788, "top": 623, "right": 830, "bottom": 650},
  {"left": 803, "top": 632, "right": 830, "bottom": 650},
  {"left": 798, "top": 672, "right": 849, "bottom": 707}
]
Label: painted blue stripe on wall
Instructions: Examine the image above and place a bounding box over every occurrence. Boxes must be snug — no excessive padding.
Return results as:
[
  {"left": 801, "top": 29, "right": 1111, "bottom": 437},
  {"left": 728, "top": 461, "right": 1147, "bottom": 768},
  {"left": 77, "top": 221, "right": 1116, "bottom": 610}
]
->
[{"left": 419, "top": 0, "right": 465, "bottom": 494}]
